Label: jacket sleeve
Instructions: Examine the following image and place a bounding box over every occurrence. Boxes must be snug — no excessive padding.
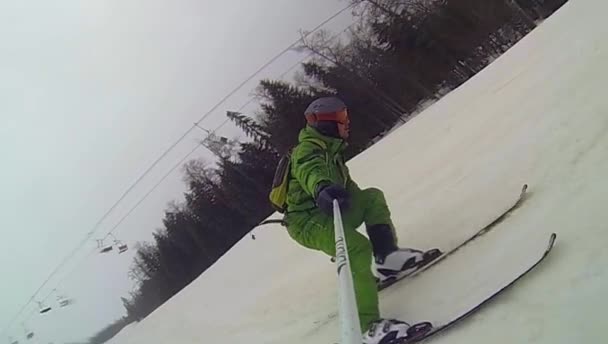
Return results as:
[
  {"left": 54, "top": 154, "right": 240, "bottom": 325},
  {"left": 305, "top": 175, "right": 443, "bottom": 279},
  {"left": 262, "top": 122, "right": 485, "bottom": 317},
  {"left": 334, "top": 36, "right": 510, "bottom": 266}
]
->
[
  {"left": 346, "top": 177, "right": 361, "bottom": 194},
  {"left": 291, "top": 142, "right": 333, "bottom": 198}
]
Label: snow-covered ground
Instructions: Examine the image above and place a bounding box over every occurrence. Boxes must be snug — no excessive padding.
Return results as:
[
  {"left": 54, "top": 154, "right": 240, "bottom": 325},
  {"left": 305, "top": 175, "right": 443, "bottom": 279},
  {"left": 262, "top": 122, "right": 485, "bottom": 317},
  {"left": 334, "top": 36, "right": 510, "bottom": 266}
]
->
[{"left": 108, "top": 1, "right": 607, "bottom": 343}]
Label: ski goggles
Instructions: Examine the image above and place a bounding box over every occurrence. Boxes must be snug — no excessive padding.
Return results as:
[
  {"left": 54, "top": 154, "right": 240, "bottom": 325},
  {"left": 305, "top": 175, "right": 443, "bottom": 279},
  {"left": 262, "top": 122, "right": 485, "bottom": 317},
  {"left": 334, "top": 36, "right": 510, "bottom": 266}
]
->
[{"left": 305, "top": 108, "right": 349, "bottom": 125}]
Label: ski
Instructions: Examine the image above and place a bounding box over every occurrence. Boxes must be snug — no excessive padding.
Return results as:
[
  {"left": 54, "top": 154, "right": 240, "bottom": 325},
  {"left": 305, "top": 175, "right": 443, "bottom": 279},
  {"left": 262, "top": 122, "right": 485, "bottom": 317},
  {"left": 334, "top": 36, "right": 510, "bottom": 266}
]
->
[
  {"left": 398, "top": 232, "right": 557, "bottom": 343},
  {"left": 378, "top": 183, "right": 529, "bottom": 291}
]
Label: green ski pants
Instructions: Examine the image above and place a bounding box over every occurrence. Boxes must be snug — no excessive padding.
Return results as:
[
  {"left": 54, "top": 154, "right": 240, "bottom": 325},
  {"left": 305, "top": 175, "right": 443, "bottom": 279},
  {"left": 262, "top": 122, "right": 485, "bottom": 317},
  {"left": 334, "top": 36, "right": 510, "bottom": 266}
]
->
[{"left": 285, "top": 187, "right": 395, "bottom": 331}]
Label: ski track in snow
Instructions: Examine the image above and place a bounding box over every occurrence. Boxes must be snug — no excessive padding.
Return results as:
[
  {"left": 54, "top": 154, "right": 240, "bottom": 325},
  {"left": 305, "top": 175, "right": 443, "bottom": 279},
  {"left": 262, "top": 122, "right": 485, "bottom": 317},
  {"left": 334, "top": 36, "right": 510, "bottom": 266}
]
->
[{"left": 108, "top": 1, "right": 608, "bottom": 343}]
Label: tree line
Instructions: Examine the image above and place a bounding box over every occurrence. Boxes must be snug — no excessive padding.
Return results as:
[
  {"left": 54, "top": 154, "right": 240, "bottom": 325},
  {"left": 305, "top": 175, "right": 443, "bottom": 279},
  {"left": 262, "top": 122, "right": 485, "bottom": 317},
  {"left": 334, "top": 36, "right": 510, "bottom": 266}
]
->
[{"left": 88, "top": 0, "right": 567, "bottom": 342}]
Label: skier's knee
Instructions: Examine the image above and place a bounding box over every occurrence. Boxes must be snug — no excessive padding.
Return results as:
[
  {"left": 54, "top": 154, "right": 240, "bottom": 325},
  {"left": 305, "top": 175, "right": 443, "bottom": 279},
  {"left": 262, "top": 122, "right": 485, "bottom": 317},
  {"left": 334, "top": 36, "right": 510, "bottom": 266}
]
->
[
  {"left": 350, "top": 237, "right": 372, "bottom": 255},
  {"left": 363, "top": 187, "right": 385, "bottom": 201},
  {"left": 348, "top": 237, "right": 373, "bottom": 270}
]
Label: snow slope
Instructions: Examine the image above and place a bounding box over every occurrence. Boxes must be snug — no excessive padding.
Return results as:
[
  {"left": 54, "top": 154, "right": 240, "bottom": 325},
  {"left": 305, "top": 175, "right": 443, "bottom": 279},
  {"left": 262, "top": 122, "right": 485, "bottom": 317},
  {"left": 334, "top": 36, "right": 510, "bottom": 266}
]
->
[{"left": 109, "top": 1, "right": 608, "bottom": 343}]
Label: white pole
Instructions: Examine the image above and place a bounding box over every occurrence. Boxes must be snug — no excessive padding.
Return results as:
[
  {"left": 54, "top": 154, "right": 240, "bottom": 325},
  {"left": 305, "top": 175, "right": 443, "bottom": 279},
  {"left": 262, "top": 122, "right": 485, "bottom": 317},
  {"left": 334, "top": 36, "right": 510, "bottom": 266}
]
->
[{"left": 333, "top": 200, "right": 363, "bottom": 344}]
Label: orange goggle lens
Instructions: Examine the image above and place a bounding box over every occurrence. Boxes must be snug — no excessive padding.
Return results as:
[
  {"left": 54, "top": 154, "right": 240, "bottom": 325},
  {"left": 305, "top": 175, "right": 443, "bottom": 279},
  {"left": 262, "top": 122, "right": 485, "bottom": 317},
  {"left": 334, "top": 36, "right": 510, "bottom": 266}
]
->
[{"left": 305, "top": 109, "right": 348, "bottom": 124}]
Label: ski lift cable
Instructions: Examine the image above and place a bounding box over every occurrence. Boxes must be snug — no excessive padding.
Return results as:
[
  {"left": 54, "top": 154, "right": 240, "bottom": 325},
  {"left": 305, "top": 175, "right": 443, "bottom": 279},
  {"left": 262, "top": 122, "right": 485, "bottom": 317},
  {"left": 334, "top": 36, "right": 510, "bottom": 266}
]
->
[
  {"left": 19, "top": 141, "right": 201, "bottom": 323},
  {"left": 99, "top": 12, "right": 352, "bottom": 240},
  {"left": 16, "top": 101, "right": 245, "bottom": 328},
  {"left": 190, "top": 1, "right": 357, "bottom": 129},
  {"left": 40, "top": 249, "right": 97, "bottom": 304},
  {"left": 214, "top": 51, "right": 317, "bottom": 133},
  {"left": 0, "top": 129, "right": 198, "bottom": 333},
  {"left": 0, "top": 4, "right": 359, "bottom": 336},
  {"left": 95, "top": 1, "right": 358, "bottom": 244},
  {"left": 103, "top": 143, "right": 205, "bottom": 240},
  {"left": 215, "top": 20, "right": 356, "bottom": 133},
  {"left": 215, "top": 55, "right": 308, "bottom": 133},
  {"left": 18, "top": 142, "right": 204, "bottom": 330},
  {"left": 4, "top": 247, "right": 97, "bottom": 337},
  {"left": 98, "top": 26, "right": 353, "bottom": 241}
]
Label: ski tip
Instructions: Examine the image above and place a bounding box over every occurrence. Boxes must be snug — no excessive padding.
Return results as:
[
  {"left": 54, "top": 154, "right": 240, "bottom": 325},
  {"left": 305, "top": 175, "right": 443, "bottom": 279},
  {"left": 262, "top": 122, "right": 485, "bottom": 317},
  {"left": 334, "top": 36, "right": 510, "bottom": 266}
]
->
[
  {"left": 547, "top": 232, "right": 557, "bottom": 251},
  {"left": 522, "top": 184, "right": 528, "bottom": 192}
]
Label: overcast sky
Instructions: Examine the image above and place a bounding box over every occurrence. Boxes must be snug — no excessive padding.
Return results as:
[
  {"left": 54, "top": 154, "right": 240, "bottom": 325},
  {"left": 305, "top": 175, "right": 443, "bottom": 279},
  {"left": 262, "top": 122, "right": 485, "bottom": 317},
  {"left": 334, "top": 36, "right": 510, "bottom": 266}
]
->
[{"left": 0, "top": 1, "right": 354, "bottom": 342}]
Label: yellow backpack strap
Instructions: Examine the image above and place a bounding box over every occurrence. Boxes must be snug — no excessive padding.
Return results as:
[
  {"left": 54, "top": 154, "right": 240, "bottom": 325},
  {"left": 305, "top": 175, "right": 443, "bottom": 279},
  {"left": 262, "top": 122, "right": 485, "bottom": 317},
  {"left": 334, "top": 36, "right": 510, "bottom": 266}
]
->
[
  {"left": 268, "top": 138, "right": 326, "bottom": 213},
  {"left": 268, "top": 151, "right": 292, "bottom": 213}
]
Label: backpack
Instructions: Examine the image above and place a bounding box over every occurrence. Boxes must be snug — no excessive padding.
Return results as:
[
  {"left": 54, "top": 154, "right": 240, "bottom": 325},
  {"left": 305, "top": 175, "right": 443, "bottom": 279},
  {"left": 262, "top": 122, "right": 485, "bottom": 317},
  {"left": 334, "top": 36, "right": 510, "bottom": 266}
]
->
[{"left": 268, "top": 138, "right": 326, "bottom": 213}]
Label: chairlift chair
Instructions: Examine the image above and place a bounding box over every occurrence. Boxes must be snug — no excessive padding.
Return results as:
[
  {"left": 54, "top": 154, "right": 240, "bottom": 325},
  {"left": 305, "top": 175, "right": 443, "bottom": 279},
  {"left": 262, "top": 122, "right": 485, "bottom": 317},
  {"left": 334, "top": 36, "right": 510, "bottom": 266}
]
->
[
  {"left": 117, "top": 242, "right": 128, "bottom": 254},
  {"left": 99, "top": 245, "right": 113, "bottom": 253},
  {"left": 57, "top": 295, "right": 72, "bottom": 307},
  {"left": 38, "top": 302, "right": 51, "bottom": 314},
  {"left": 21, "top": 326, "right": 34, "bottom": 341},
  {"left": 104, "top": 234, "right": 128, "bottom": 254},
  {"left": 110, "top": 234, "right": 128, "bottom": 254},
  {"left": 97, "top": 239, "right": 113, "bottom": 253}
]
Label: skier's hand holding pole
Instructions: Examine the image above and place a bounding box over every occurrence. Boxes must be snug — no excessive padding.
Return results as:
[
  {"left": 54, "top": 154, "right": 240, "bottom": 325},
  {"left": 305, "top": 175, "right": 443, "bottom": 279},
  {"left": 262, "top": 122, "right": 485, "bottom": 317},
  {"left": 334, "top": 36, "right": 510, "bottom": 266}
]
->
[{"left": 316, "top": 183, "right": 350, "bottom": 215}]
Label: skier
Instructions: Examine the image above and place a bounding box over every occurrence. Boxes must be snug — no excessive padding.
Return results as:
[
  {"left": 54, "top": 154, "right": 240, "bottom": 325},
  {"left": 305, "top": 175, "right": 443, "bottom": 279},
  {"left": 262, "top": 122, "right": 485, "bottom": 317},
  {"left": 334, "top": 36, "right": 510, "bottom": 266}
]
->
[{"left": 281, "top": 97, "right": 437, "bottom": 343}]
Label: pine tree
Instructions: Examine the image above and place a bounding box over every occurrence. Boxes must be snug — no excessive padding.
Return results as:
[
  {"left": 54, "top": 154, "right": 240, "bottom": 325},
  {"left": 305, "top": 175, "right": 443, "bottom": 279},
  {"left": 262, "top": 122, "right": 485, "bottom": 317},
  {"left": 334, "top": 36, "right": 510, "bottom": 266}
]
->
[{"left": 226, "top": 111, "right": 274, "bottom": 151}]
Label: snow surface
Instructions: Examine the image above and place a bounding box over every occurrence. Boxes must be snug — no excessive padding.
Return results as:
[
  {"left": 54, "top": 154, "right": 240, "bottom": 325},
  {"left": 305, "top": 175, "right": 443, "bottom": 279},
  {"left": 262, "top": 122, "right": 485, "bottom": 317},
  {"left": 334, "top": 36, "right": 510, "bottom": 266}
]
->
[{"left": 108, "top": 1, "right": 607, "bottom": 343}]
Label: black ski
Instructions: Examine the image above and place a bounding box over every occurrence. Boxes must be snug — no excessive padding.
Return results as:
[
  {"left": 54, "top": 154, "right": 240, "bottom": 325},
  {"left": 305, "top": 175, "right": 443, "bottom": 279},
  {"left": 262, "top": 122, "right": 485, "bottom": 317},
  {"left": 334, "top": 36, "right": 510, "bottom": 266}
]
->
[
  {"left": 399, "top": 232, "right": 557, "bottom": 343},
  {"left": 378, "top": 184, "right": 529, "bottom": 291}
]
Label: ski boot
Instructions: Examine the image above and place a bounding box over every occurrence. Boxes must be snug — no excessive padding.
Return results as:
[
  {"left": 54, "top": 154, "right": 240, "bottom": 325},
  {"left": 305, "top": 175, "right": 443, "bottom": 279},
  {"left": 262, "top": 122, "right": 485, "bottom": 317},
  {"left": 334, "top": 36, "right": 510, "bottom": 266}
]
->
[
  {"left": 362, "top": 319, "right": 433, "bottom": 344},
  {"left": 373, "top": 248, "right": 443, "bottom": 286}
]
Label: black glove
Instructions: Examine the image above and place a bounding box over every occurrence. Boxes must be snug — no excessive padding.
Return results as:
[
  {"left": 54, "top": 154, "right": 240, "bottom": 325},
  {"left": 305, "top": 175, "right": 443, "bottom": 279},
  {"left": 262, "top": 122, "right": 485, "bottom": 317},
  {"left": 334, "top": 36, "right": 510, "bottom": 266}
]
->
[{"left": 315, "top": 183, "right": 350, "bottom": 215}]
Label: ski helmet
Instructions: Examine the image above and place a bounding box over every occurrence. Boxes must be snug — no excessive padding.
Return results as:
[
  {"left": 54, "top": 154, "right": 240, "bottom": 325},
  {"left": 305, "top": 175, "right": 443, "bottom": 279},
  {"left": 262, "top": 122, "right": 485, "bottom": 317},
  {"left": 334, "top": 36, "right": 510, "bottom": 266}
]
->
[{"left": 304, "top": 97, "right": 348, "bottom": 125}]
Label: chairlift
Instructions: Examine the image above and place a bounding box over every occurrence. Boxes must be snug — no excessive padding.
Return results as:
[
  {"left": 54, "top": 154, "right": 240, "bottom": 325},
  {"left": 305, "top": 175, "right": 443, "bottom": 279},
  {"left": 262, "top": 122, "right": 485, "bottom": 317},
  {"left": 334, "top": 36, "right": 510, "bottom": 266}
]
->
[
  {"left": 21, "top": 326, "right": 34, "bottom": 340},
  {"left": 57, "top": 295, "right": 73, "bottom": 308},
  {"left": 107, "top": 234, "right": 128, "bottom": 254},
  {"left": 97, "top": 235, "right": 129, "bottom": 254},
  {"left": 38, "top": 302, "right": 52, "bottom": 314},
  {"left": 59, "top": 298, "right": 70, "bottom": 307},
  {"left": 97, "top": 239, "right": 113, "bottom": 254},
  {"left": 117, "top": 242, "right": 128, "bottom": 254}
]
